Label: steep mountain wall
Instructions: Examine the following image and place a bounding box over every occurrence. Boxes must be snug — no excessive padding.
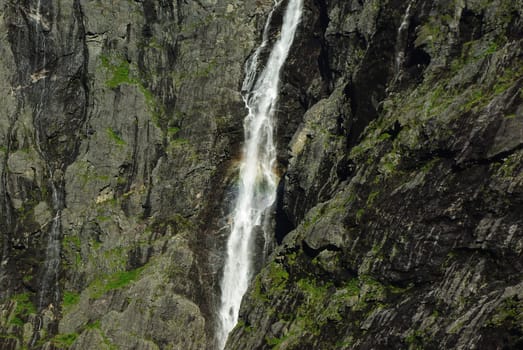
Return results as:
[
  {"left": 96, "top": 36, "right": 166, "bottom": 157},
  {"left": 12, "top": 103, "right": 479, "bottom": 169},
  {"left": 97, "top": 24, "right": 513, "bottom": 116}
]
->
[
  {"left": 0, "top": 0, "right": 521, "bottom": 349},
  {"left": 227, "top": 0, "right": 523, "bottom": 349},
  {"left": 0, "top": 0, "right": 271, "bottom": 348}
]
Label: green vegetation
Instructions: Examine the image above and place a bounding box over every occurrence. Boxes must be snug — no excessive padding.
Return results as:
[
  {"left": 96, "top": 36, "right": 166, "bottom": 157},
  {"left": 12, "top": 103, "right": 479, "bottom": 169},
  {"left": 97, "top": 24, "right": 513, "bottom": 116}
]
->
[
  {"left": 414, "top": 18, "right": 444, "bottom": 50},
  {"left": 96, "top": 215, "right": 111, "bottom": 222},
  {"left": 359, "top": 275, "right": 386, "bottom": 303},
  {"left": 63, "top": 234, "right": 83, "bottom": 270},
  {"left": 106, "top": 128, "right": 126, "bottom": 146},
  {"left": 286, "top": 252, "right": 298, "bottom": 266},
  {"left": 292, "top": 277, "right": 332, "bottom": 336},
  {"left": 168, "top": 126, "right": 180, "bottom": 137},
  {"left": 106, "top": 61, "right": 131, "bottom": 87},
  {"left": 63, "top": 235, "right": 81, "bottom": 249},
  {"left": 102, "top": 247, "right": 128, "bottom": 271},
  {"left": 86, "top": 320, "right": 101, "bottom": 330},
  {"left": 345, "top": 278, "right": 360, "bottom": 296},
  {"left": 366, "top": 190, "right": 380, "bottom": 207},
  {"left": 101, "top": 55, "right": 135, "bottom": 88},
  {"left": 236, "top": 320, "right": 253, "bottom": 333},
  {"left": 268, "top": 263, "right": 289, "bottom": 293},
  {"left": 62, "top": 291, "right": 80, "bottom": 311},
  {"left": 51, "top": 333, "right": 79, "bottom": 347},
  {"left": 497, "top": 151, "right": 521, "bottom": 178},
  {"left": 266, "top": 335, "right": 288, "bottom": 347},
  {"left": 89, "top": 266, "right": 144, "bottom": 299},
  {"left": 100, "top": 53, "right": 167, "bottom": 127},
  {"left": 355, "top": 208, "right": 365, "bottom": 222},
  {"left": 9, "top": 293, "right": 36, "bottom": 326},
  {"left": 488, "top": 297, "right": 523, "bottom": 327}
]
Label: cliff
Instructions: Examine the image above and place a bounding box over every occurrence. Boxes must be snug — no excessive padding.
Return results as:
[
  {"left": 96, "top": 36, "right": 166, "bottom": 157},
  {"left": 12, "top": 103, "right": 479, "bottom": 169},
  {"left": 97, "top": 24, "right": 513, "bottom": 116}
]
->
[{"left": 0, "top": 0, "right": 521, "bottom": 349}]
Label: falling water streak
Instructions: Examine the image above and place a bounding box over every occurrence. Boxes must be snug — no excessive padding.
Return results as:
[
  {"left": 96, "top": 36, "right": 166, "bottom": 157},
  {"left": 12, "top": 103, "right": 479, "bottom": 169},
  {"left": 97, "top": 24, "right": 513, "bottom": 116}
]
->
[
  {"left": 394, "top": 0, "right": 415, "bottom": 74},
  {"left": 37, "top": 181, "right": 62, "bottom": 309},
  {"left": 241, "top": 2, "right": 279, "bottom": 94},
  {"left": 30, "top": 0, "right": 61, "bottom": 311},
  {"left": 217, "top": 0, "right": 303, "bottom": 349}
]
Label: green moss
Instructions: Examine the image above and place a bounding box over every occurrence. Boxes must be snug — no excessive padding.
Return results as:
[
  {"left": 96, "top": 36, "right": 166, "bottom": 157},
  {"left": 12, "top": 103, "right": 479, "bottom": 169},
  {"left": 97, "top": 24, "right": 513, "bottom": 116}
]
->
[
  {"left": 488, "top": 297, "right": 523, "bottom": 327},
  {"left": 63, "top": 235, "right": 81, "bottom": 251},
  {"left": 86, "top": 320, "right": 101, "bottom": 330},
  {"left": 96, "top": 215, "right": 111, "bottom": 222},
  {"left": 268, "top": 263, "right": 289, "bottom": 293},
  {"left": 266, "top": 335, "right": 288, "bottom": 348},
  {"left": 286, "top": 252, "right": 298, "bottom": 266},
  {"left": 377, "top": 133, "right": 391, "bottom": 141},
  {"left": 463, "top": 88, "right": 485, "bottom": 111},
  {"left": 62, "top": 291, "right": 80, "bottom": 311},
  {"left": 335, "top": 339, "right": 354, "bottom": 348},
  {"left": 415, "top": 19, "right": 442, "bottom": 50},
  {"left": 388, "top": 283, "right": 411, "bottom": 294},
  {"left": 482, "top": 42, "right": 498, "bottom": 57},
  {"left": 169, "top": 138, "right": 189, "bottom": 146},
  {"left": 356, "top": 208, "right": 365, "bottom": 222},
  {"left": 101, "top": 55, "right": 135, "bottom": 88},
  {"left": 252, "top": 275, "right": 270, "bottom": 303},
  {"left": 10, "top": 316, "right": 24, "bottom": 326},
  {"left": 106, "top": 128, "right": 126, "bottom": 146},
  {"left": 297, "top": 278, "right": 330, "bottom": 303},
  {"left": 345, "top": 278, "right": 360, "bottom": 296},
  {"left": 497, "top": 152, "right": 521, "bottom": 178},
  {"left": 366, "top": 190, "right": 380, "bottom": 207},
  {"left": 294, "top": 278, "right": 332, "bottom": 335},
  {"left": 100, "top": 54, "right": 166, "bottom": 128},
  {"left": 0, "top": 334, "right": 20, "bottom": 341},
  {"left": 168, "top": 126, "right": 180, "bottom": 136},
  {"left": 89, "top": 266, "right": 145, "bottom": 299},
  {"left": 101, "top": 247, "right": 128, "bottom": 271},
  {"left": 11, "top": 293, "right": 36, "bottom": 319},
  {"left": 493, "top": 65, "right": 522, "bottom": 94},
  {"left": 51, "top": 333, "right": 78, "bottom": 347}
]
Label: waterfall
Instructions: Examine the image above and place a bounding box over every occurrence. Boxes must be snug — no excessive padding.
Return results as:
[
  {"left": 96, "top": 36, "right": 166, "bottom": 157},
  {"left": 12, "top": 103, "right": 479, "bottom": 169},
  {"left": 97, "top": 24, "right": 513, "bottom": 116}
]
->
[
  {"left": 394, "top": 0, "right": 415, "bottom": 74},
  {"left": 216, "top": 0, "right": 303, "bottom": 348},
  {"left": 37, "top": 181, "right": 62, "bottom": 309},
  {"left": 31, "top": 0, "right": 61, "bottom": 311}
]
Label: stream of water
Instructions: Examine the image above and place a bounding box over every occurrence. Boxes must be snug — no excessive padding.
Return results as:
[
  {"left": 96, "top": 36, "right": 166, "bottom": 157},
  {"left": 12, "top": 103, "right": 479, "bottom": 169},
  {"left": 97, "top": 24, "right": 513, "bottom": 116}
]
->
[
  {"left": 31, "top": 0, "right": 61, "bottom": 311},
  {"left": 216, "top": 0, "right": 303, "bottom": 348},
  {"left": 394, "top": 0, "right": 415, "bottom": 74}
]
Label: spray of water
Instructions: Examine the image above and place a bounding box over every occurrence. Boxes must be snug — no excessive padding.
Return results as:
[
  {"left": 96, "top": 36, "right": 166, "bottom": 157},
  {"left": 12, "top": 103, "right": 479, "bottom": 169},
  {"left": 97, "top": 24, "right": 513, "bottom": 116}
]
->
[{"left": 216, "top": 0, "right": 303, "bottom": 348}]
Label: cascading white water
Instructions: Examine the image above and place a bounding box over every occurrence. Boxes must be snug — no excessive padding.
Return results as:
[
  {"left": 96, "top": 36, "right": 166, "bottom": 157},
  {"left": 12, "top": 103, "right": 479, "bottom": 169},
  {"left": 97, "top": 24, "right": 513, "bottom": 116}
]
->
[
  {"left": 394, "top": 0, "right": 415, "bottom": 74},
  {"left": 217, "top": 0, "right": 303, "bottom": 348}
]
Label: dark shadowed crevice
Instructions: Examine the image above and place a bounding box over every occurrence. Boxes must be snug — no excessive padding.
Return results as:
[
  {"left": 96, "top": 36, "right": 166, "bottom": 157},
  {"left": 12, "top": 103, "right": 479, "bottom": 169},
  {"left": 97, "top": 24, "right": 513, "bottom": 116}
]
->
[{"left": 274, "top": 177, "right": 295, "bottom": 244}]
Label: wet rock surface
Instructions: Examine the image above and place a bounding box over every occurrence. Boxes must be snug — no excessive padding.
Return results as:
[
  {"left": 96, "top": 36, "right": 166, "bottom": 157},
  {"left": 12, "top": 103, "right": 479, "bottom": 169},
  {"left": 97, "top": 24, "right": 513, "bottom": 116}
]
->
[{"left": 0, "top": 0, "right": 521, "bottom": 349}]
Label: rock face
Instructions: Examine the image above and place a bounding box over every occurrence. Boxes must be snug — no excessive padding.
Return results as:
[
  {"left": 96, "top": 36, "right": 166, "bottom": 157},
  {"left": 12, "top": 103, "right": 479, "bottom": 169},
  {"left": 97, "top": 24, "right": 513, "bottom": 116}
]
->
[
  {"left": 0, "top": 0, "right": 521, "bottom": 349},
  {"left": 227, "top": 0, "right": 523, "bottom": 349}
]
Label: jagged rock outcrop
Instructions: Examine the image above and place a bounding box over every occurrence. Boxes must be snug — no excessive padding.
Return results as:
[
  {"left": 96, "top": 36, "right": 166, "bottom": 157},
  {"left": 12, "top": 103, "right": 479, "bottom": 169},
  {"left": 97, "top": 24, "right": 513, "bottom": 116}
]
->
[
  {"left": 227, "top": 0, "right": 523, "bottom": 349},
  {"left": 0, "top": 0, "right": 521, "bottom": 349}
]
